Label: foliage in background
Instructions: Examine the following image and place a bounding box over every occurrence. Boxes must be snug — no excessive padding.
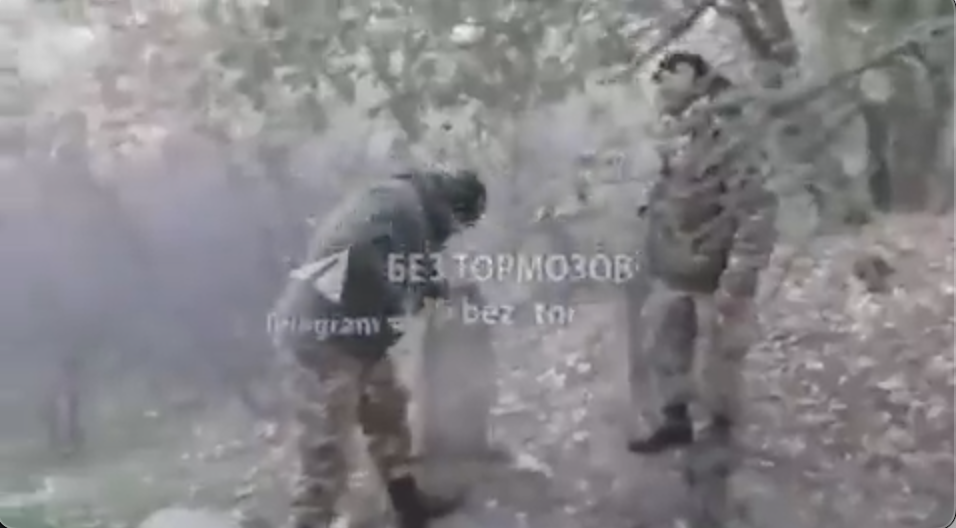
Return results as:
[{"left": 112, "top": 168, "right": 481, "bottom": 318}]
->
[
  {"left": 813, "top": 0, "right": 955, "bottom": 213},
  {"left": 0, "top": 0, "right": 952, "bottom": 500}
]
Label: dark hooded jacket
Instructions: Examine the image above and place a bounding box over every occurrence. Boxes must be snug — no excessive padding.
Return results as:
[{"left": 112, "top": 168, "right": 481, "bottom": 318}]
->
[{"left": 271, "top": 172, "right": 460, "bottom": 358}]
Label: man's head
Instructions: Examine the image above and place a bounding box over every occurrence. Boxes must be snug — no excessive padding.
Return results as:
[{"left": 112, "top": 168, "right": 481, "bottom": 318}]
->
[
  {"left": 440, "top": 169, "right": 486, "bottom": 228},
  {"left": 393, "top": 169, "right": 487, "bottom": 231},
  {"left": 651, "top": 51, "right": 726, "bottom": 114}
]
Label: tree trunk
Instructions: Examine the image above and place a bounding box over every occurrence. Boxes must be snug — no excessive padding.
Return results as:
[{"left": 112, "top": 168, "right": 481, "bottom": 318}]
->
[
  {"left": 46, "top": 353, "right": 85, "bottom": 460},
  {"left": 931, "top": 104, "right": 954, "bottom": 213},
  {"left": 856, "top": 55, "right": 947, "bottom": 213},
  {"left": 881, "top": 60, "right": 938, "bottom": 211},
  {"left": 859, "top": 103, "right": 893, "bottom": 211}
]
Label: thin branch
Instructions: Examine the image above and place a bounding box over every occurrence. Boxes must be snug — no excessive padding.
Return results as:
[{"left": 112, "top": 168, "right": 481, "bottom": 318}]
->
[
  {"left": 716, "top": 0, "right": 776, "bottom": 61},
  {"left": 629, "top": 0, "right": 718, "bottom": 69},
  {"left": 656, "top": 17, "right": 955, "bottom": 186},
  {"left": 792, "top": 103, "right": 863, "bottom": 164},
  {"left": 683, "top": 17, "right": 955, "bottom": 128},
  {"left": 600, "top": 0, "right": 717, "bottom": 84}
]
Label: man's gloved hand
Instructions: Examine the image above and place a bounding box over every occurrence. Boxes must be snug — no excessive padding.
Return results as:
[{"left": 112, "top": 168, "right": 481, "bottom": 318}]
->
[
  {"left": 409, "top": 278, "right": 450, "bottom": 314},
  {"left": 422, "top": 277, "right": 450, "bottom": 301}
]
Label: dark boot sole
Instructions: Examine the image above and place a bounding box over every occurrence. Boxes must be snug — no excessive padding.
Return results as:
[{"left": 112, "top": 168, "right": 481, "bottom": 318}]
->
[{"left": 627, "top": 429, "right": 694, "bottom": 454}]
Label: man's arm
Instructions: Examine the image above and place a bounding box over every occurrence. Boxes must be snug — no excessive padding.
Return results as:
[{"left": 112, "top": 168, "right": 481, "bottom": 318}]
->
[
  {"left": 362, "top": 231, "right": 446, "bottom": 318},
  {"left": 384, "top": 214, "right": 450, "bottom": 314},
  {"left": 717, "top": 157, "right": 778, "bottom": 299},
  {"left": 365, "top": 233, "right": 413, "bottom": 315},
  {"left": 417, "top": 239, "right": 449, "bottom": 304}
]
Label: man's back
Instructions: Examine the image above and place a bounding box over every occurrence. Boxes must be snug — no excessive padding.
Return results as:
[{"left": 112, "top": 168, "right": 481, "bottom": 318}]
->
[{"left": 272, "top": 174, "right": 458, "bottom": 357}]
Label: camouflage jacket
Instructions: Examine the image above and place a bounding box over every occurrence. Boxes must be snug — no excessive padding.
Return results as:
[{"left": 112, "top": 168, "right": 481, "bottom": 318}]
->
[
  {"left": 643, "top": 91, "right": 778, "bottom": 298},
  {"left": 271, "top": 172, "right": 458, "bottom": 356}
]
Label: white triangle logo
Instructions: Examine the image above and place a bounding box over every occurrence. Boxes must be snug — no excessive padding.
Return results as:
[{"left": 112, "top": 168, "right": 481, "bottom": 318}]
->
[{"left": 289, "top": 247, "right": 351, "bottom": 303}]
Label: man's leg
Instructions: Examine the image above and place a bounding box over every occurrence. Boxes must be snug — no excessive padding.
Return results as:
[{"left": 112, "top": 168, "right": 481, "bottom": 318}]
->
[
  {"left": 694, "top": 299, "right": 757, "bottom": 439},
  {"left": 359, "top": 355, "right": 462, "bottom": 528},
  {"left": 629, "top": 281, "right": 698, "bottom": 454},
  {"left": 684, "top": 298, "right": 756, "bottom": 527},
  {"left": 283, "top": 345, "right": 363, "bottom": 528}
]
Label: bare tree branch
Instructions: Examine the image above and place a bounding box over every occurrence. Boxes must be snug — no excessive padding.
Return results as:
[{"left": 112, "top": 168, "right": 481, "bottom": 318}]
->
[
  {"left": 663, "top": 17, "right": 954, "bottom": 154},
  {"left": 629, "top": 0, "right": 718, "bottom": 69},
  {"left": 601, "top": 0, "right": 717, "bottom": 84},
  {"left": 716, "top": 0, "right": 776, "bottom": 61}
]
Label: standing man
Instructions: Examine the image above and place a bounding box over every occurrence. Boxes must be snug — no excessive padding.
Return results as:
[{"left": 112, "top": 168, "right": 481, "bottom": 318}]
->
[
  {"left": 270, "top": 170, "right": 487, "bottom": 528},
  {"left": 629, "top": 51, "right": 778, "bottom": 455}
]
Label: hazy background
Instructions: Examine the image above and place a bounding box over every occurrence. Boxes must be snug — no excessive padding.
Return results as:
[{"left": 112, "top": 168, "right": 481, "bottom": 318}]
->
[{"left": 0, "top": 0, "right": 953, "bottom": 527}]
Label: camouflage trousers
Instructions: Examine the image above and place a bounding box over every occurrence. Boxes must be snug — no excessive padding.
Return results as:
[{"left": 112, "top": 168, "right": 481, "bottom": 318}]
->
[
  {"left": 642, "top": 278, "right": 760, "bottom": 423},
  {"left": 280, "top": 343, "right": 413, "bottom": 527}
]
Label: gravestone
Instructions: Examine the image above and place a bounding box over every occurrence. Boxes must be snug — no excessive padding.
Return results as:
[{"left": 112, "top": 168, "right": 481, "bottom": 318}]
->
[
  {"left": 412, "top": 282, "right": 499, "bottom": 493},
  {"left": 418, "top": 283, "right": 495, "bottom": 455}
]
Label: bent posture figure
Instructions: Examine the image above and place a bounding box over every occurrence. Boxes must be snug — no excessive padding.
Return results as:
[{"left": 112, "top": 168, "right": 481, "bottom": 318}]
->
[
  {"left": 629, "top": 51, "right": 778, "bottom": 454},
  {"left": 271, "top": 170, "right": 486, "bottom": 528}
]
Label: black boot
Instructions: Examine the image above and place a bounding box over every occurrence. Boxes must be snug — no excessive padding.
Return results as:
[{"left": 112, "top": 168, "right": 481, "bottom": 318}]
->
[
  {"left": 386, "top": 475, "right": 463, "bottom": 528},
  {"left": 628, "top": 403, "right": 694, "bottom": 454}
]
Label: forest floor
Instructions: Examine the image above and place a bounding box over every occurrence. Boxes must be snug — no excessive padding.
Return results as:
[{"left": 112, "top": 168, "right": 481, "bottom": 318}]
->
[
  {"left": 439, "top": 212, "right": 955, "bottom": 528},
  {"left": 0, "top": 212, "right": 953, "bottom": 528}
]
